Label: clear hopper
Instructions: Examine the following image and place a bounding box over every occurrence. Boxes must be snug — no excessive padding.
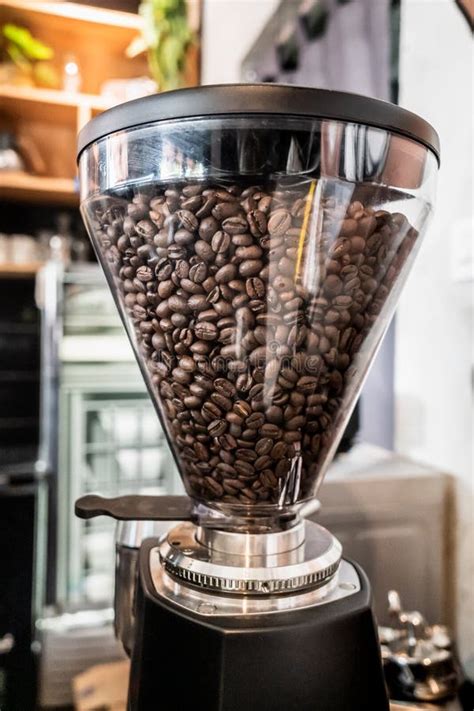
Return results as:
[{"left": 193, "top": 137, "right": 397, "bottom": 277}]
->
[{"left": 78, "top": 85, "right": 438, "bottom": 531}]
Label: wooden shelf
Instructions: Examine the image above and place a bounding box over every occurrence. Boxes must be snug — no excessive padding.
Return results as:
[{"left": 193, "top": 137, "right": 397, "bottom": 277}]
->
[
  {"left": 0, "top": 1, "right": 143, "bottom": 33},
  {"left": 0, "top": 261, "right": 44, "bottom": 278},
  {"left": 0, "top": 85, "right": 114, "bottom": 124},
  {"left": 0, "top": 172, "right": 78, "bottom": 206}
]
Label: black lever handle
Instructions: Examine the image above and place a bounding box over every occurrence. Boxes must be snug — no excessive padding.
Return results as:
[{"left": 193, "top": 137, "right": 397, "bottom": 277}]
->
[{"left": 75, "top": 494, "right": 193, "bottom": 522}]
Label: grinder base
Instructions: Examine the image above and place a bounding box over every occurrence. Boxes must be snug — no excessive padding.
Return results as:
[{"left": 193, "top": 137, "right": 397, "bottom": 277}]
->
[{"left": 129, "top": 539, "right": 389, "bottom": 711}]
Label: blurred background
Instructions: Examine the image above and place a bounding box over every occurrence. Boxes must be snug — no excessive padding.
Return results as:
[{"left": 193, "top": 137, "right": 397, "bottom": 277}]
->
[{"left": 0, "top": 0, "right": 471, "bottom": 709}]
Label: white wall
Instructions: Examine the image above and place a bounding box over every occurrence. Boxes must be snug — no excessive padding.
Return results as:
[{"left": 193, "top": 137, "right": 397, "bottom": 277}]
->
[
  {"left": 396, "top": 0, "right": 473, "bottom": 674},
  {"left": 201, "top": 0, "right": 279, "bottom": 84}
]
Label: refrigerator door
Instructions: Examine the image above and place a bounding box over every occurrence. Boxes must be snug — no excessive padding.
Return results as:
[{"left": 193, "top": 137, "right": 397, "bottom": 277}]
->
[{"left": 58, "top": 364, "right": 180, "bottom": 607}]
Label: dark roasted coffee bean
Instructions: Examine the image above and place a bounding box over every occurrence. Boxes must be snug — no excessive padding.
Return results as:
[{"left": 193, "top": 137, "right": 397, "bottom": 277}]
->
[
  {"left": 325, "top": 274, "right": 343, "bottom": 297},
  {"left": 135, "top": 265, "right": 153, "bottom": 282},
  {"left": 199, "top": 216, "right": 219, "bottom": 241},
  {"left": 255, "top": 455, "right": 272, "bottom": 471},
  {"left": 179, "top": 355, "right": 196, "bottom": 372},
  {"left": 271, "top": 442, "right": 287, "bottom": 460},
  {"left": 260, "top": 470, "right": 278, "bottom": 488},
  {"left": 235, "top": 245, "right": 263, "bottom": 260},
  {"left": 211, "top": 392, "right": 233, "bottom": 411},
  {"left": 296, "top": 376, "right": 318, "bottom": 394},
  {"left": 236, "top": 448, "right": 258, "bottom": 463},
  {"left": 219, "top": 433, "right": 237, "bottom": 451},
  {"left": 268, "top": 209, "right": 291, "bottom": 236},
  {"left": 168, "top": 295, "right": 190, "bottom": 314},
  {"left": 222, "top": 215, "right": 248, "bottom": 235},
  {"left": 254, "top": 438, "right": 272, "bottom": 456},
  {"left": 194, "top": 321, "right": 218, "bottom": 341},
  {"left": 234, "top": 306, "right": 253, "bottom": 329},
  {"left": 211, "top": 230, "right": 231, "bottom": 253},
  {"left": 195, "top": 240, "right": 215, "bottom": 262},
  {"left": 205, "top": 477, "right": 224, "bottom": 496},
  {"left": 234, "top": 373, "right": 252, "bottom": 394},
  {"left": 266, "top": 405, "right": 283, "bottom": 424},
  {"left": 260, "top": 423, "right": 281, "bottom": 439},
  {"left": 248, "top": 209, "right": 267, "bottom": 237},
  {"left": 181, "top": 278, "right": 203, "bottom": 295},
  {"left": 156, "top": 260, "right": 173, "bottom": 280},
  {"left": 235, "top": 460, "right": 255, "bottom": 477},
  {"left": 215, "top": 264, "right": 237, "bottom": 283},
  {"left": 188, "top": 294, "right": 209, "bottom": 312},
  {"left": 246, "top": 412, "right": 265, "bottom": 429},
  {"left": 208, "top": 419, "right": 227, "bottom": 436},
  {"left": 189, "top": 262, "right": 208, "bottom": 283},
  {"left": 172, "top": 367, "right": 192, "bottom": 385},
  {"left": 214, "top": 378, "right": 236, "bottom": 398},
  {"left": 176, "top": 209, "right": 198, "bottom": 232},
  {"left": 233, "top": 400, "right": 252, "bottom": 418},
  {"left": 246, "top": 277, "right": 265, "bottom": 299},
  {"left": 212, "top": 202, "right": 241, "bottom": 221},
  {"left": 239, "top": 259, "right": 263, "bottom": 277}
]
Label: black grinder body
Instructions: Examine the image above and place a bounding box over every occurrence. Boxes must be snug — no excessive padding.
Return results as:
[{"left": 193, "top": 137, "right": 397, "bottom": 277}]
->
[{"left": 129, "top": 540, "right": 389, "bottom": 711}]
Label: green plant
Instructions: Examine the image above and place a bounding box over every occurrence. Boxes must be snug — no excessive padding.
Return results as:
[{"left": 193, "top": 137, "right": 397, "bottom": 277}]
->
[
  {"left": 0, "top": 23, "right": 58, "bottom": 87},
  {"left": 1, "top": 23, "right": 53, "bottom": 68},
  {"left": 127, "top": 0, "right": 194, "bottom": 92}
]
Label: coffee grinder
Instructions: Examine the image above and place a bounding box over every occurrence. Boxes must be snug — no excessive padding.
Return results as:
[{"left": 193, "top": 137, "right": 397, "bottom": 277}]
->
[{"left": 75, "top": 85, "right": 439, "bottom": 711}]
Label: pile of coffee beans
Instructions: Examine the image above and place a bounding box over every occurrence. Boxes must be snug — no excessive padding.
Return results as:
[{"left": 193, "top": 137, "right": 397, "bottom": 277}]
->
[{"left": 89, "top": 181, "right": 417, "bottom": 508}]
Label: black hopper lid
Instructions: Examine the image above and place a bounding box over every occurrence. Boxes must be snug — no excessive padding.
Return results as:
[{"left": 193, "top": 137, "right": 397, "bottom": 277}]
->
[{"left": 77, "top": 84, "right": 440, "bottom": 165}]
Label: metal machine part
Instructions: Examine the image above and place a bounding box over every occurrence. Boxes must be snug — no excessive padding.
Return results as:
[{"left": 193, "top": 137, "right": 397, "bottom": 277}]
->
[
  {"left": 380, "top": 591, "right": 461, "bottom": 703},
  {"left": 114, "top": 520, "right": 172, "bottom": 655},
  {"left": 152, "top": 556, "right": 359, "bottom": 617},
  {"left": 158, "top": 519, "right": 342, "bottom": 596}
]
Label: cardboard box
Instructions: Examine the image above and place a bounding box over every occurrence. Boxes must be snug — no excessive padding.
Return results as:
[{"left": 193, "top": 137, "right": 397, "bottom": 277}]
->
[{"left": 73, "top": 660, "right": 130, "bottom": 711}]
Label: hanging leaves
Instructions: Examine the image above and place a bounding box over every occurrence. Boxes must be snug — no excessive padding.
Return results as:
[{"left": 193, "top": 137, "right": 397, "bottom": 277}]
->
[{"left": 126, "top": 0, "right": 194, "bottom": 92}]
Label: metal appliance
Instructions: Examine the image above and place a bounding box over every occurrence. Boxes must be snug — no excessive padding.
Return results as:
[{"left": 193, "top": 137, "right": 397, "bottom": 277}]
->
[
  {"left": 380, "top": 591, "right": 461, "bottom": 704},
  {"left": 75, "top": 84, "right": 440, "bottom": 710}
]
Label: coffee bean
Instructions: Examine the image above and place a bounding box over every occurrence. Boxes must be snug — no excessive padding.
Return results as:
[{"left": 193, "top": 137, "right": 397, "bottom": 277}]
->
[
  {"left": 235, "top": 460, "right": 255, "bottom": 477},
  {"left": 235, "top": 245, "right": 263, "bottom": 260},
  {"left": 271, "top": 442, "right": 287, "bottom": 459},
  {"left": 255, "top": 455, "right": 272, "bottom": 471},
  {"left": 260, "top": 423, "right": 281, "bottom": 439},
  {"left": 239, "top": 260, "right": 263, "bottom": 277},
  {"left": 246, "top": 277, "right": 265, "bottom": 298},
  {"left": 211, "top": 392, "right": 233, "bottom": 412},
  {"left": 246, "top": 412, "right": 265, "bottom": 429},
  {"left": 135, "top": 265, "right": 153, "bottom": 282},
  {"left": 199, "top": 216, "right": 219, "bottom": 241},
  {"left": 211, "top": 231, "right": 231, "bottom": 253},
  {"left": 268, "top": 209, "right": 291, "bottom": 236},
  {"left": 176, "top": 209, "right": 198, "bottom": 232},
  {"left": 236, "top": 448, "right": 258, "bottom": 463},
  {"left": 208, "top": 419, "right": 227, "bottom": 436},
  {"left": 194, "top": 241, "right": 214, "bottom": 261},
  {"left": 233, "top": 400, "right": 252, "bottom": 418},
  {"left": 205, "top": 477, "right": 224, "bottom": 496},
  {"left": 215, "top": 264, "right": 237, "bottom": 283},
  {"left": 247, "top": 209, "right": 267, "bottom": 237},
  {"left": 214, "top": 378, "right": 236, "bottom": 398},
  {"left": 222, "top": 215, "right": 248, "bottom": 235},
  {"left": 194, "top": 322, "right": 218, "bottom": 341}
]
